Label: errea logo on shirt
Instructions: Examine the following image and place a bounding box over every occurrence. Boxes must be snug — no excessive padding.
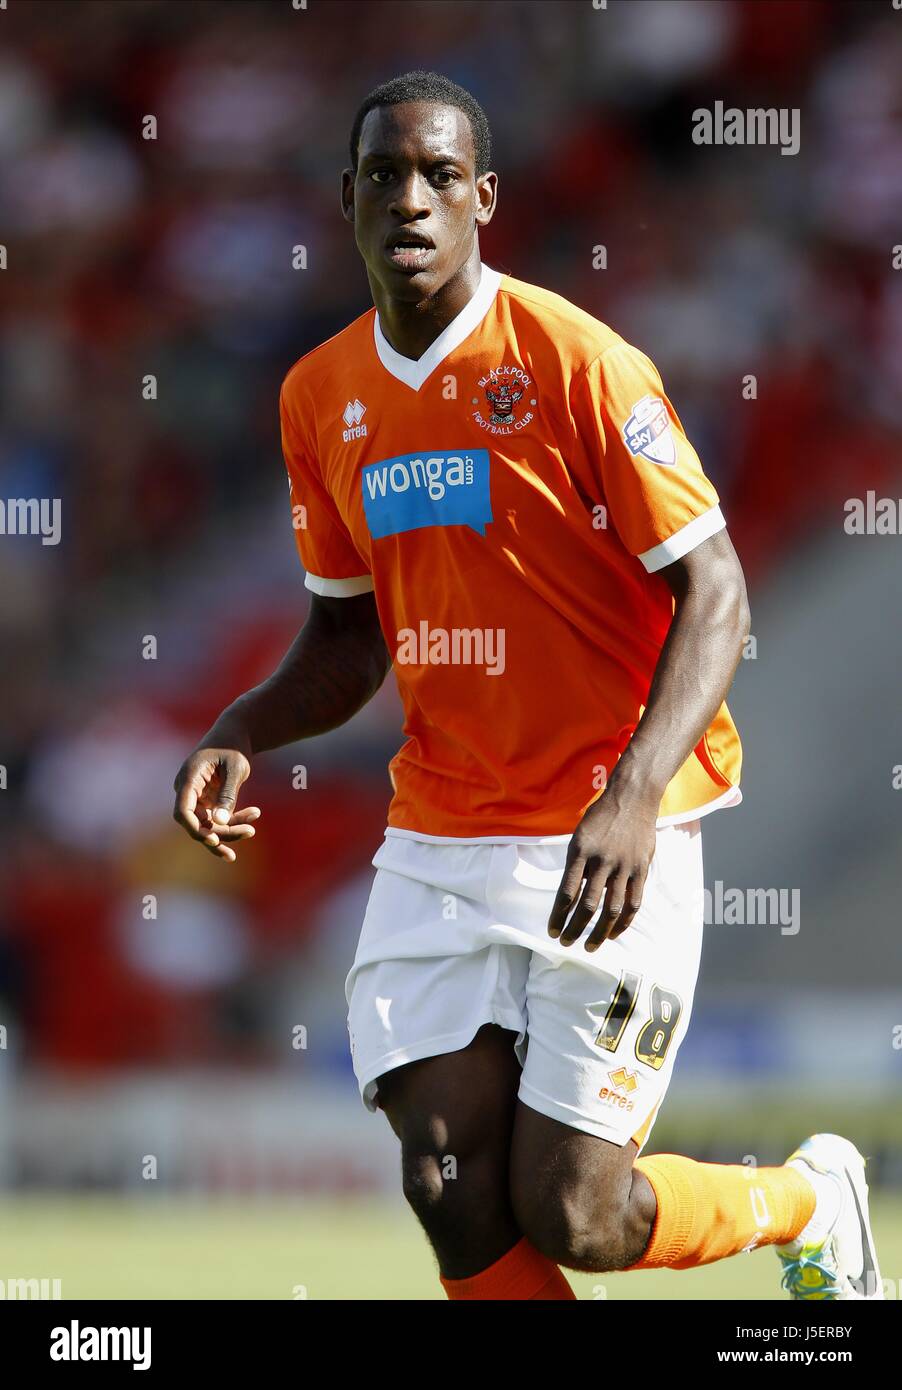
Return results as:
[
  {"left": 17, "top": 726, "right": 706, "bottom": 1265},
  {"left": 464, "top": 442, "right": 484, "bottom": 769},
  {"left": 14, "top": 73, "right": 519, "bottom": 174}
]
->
[
  {"left": 342, "top": 399, "right": 367, "bottom": 442},
  {"left": 622, "top": 394, "right": 676, "bottom": 466}
]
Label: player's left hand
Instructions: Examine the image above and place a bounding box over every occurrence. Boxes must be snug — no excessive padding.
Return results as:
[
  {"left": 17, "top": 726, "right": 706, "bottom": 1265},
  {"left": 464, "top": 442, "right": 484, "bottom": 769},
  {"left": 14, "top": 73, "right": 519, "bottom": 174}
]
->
[{"left": 547, "top": 791, "right": 658, "bottom": 951}]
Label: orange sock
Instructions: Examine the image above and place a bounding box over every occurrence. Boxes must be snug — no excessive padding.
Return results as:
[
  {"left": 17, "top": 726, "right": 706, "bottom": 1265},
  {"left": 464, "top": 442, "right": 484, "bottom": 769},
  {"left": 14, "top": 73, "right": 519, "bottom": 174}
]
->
[
  {"left": 441, "top": 1237, "right": 576, "bottom": 1300},
  {"left": 629, "top": 1154, "right": 816, "bottom": 1269}
]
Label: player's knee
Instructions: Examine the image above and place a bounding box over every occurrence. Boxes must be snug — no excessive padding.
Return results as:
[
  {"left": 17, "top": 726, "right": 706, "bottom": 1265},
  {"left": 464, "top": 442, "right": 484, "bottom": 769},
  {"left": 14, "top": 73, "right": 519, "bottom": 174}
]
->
[
  {"left": 512, "top": 1175, "right": 632, "bottom": 1272},
  {"left": 401, "top": 1149, "right": 447, "bottom": 1221},
  {"left": 400, "top": 1133, "right": 498, "bottom": 1232}
]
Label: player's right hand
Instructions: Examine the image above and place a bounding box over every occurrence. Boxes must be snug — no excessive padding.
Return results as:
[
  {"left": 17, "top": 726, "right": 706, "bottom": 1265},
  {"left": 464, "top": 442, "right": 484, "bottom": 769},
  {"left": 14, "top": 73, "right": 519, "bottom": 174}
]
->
[{"left": 172, "top": 748, "right": 260, "bottom": 863}]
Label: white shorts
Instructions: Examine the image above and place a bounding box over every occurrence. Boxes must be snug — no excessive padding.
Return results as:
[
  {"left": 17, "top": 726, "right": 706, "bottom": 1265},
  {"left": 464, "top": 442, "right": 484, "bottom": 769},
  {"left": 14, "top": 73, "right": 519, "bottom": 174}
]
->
[{"left": 345, "top": 821, "right": 704, "bottom": 1151}]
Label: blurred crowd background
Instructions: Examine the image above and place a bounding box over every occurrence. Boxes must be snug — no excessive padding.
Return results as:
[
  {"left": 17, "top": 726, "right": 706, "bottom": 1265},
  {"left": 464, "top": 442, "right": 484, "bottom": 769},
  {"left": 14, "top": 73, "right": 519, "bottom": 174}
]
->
[{"left": 0, "top": 0, "right": 900, "bottom": 1195}]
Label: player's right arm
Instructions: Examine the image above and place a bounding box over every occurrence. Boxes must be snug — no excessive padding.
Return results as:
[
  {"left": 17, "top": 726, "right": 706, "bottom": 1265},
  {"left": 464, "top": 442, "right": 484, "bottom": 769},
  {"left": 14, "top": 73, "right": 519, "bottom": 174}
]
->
[{"left": 172, "top": 590, "right": 389, "bottom": 862}]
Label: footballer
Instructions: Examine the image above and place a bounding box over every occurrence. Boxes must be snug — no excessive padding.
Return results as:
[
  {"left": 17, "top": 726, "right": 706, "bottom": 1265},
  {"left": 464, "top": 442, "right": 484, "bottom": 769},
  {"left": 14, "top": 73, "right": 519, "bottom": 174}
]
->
[{"left": 173, "top": 72, "right": 882, "bottom": 1301}]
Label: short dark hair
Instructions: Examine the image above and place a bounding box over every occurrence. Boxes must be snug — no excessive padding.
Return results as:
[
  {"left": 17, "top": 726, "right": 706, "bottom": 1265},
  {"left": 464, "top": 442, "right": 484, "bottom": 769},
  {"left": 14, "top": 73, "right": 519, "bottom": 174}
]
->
[{"left": 349, "top": 70, "right": 492, "bottom": 176}]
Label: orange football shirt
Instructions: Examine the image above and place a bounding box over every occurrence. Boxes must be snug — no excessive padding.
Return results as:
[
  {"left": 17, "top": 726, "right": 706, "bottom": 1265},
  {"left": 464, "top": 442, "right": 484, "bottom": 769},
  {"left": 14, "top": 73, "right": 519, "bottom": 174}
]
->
[{"left": 279, "top": 265, "right": 742, "bottom": 840}]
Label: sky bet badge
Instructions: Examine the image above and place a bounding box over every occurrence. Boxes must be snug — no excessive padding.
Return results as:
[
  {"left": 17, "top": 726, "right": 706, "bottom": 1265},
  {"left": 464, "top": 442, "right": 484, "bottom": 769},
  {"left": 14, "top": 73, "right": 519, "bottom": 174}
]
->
[{"left": 623, "top": 394, "right": 677, "bottom": 466}]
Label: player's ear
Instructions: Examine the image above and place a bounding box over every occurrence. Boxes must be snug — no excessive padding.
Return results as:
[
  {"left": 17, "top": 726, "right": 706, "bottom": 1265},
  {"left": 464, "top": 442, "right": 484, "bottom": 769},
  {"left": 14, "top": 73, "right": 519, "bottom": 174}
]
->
[
  {"left": 475, "top": 171, "right": 497, "bottom": 228},
  {"left": 340, "top": 168, "right": 356, "bottom": 223}
]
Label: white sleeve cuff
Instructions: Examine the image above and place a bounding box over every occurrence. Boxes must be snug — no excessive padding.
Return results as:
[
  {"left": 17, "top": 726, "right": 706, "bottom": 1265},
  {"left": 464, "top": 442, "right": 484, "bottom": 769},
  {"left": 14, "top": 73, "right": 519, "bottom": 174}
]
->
[
  {"left": 638, "top": 505, "right": 726, "bottom": 574},
  {"left": 304, "top": 572, "right": 374, "bottom": 597}
]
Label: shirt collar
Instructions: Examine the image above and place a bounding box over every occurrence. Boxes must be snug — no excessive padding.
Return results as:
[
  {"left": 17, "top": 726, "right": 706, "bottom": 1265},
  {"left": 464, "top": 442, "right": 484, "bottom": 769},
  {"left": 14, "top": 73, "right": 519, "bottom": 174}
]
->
[{"left": 373, "top": 263, "right": 503, "bottom": 392}]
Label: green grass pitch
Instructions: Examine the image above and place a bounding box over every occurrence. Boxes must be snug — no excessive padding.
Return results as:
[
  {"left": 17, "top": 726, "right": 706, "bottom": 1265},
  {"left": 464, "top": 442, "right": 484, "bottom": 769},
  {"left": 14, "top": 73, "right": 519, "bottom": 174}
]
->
[{"left": 3, "top": 1193, "right": 901, "bottom": 1300}]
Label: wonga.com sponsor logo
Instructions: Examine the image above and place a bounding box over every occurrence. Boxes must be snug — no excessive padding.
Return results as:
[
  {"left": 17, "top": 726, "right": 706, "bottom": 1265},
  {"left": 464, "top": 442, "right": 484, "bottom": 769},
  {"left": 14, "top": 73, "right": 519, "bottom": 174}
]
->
[{"left": 361, "top": 449, "right": 492, "bottom": 539}]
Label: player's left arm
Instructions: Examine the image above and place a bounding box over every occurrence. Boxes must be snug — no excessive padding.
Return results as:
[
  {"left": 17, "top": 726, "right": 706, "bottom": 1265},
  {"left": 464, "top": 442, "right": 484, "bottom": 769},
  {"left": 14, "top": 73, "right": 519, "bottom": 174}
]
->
[{"left": 548, "top": 526, "right": 750, "bottom": 951}]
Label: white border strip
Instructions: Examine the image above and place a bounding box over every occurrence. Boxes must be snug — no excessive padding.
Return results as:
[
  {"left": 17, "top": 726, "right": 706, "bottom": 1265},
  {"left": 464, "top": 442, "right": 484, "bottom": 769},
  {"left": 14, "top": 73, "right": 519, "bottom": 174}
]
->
[
  {"left": 385, "top": 827, "right": 572, "bottom": 846},
  {"left": 638, "top": 504, "right": 726, "bottom": 574},
  {"left": 304, "top": 572, "right": 374, "bottom": 597},
  {"left": 654, "top": 784, "right": 742, "bottom": 826},
  {"left": 384, "top": 785, "right": 741, "bottom": 845}
]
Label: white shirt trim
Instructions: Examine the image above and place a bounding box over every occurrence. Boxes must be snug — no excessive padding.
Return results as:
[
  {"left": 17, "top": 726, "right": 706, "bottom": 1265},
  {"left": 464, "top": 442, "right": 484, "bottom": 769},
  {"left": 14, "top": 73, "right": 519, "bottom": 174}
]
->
[
  {"left": 385, "top": 827, "right": 572, "bottom": 846},
  {"left": 384, "top": 786, "right": 741, "bottom": 845},
  {"left": 654, "top": 783, "right": 742, "bottom": 827},
  {"left": 373, "top": 264, "right": 504, "bottom": 391},
  {"left": 638, "top": 505, "right": 726, "bottom": 574},
  {"left": 304, "top": 572, "right": 374, "bottom": 597}
]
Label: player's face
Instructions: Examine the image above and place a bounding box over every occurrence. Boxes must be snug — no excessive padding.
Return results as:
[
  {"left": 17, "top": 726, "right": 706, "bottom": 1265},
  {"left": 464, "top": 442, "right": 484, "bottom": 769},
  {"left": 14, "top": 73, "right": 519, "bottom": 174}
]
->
[{"left": 342, "top": 102, "right": 496, "bottom": 302}]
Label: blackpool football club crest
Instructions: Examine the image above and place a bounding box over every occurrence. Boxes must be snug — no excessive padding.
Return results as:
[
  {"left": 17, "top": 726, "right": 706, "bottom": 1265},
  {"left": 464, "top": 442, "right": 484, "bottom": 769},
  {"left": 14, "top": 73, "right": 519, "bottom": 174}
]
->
[
  {"left": 471, "top": 365, "right": 536, "bottom": 434},
  {"left": 486, "top": 378, "right": 521, "bottom": 425}
]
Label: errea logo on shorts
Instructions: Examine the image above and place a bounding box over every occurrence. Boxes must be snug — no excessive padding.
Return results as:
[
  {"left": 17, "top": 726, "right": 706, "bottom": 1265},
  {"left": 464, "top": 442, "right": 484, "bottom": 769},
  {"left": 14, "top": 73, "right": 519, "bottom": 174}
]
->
[
  {"left": 342, "top": 399, "right": 367, "bottom": 442},
  {"left": 599, "top": 1066, "right": 638, "bottom": 1111},
  {"left": 623, "top": 395, "right": 676, "bottom": 466}
]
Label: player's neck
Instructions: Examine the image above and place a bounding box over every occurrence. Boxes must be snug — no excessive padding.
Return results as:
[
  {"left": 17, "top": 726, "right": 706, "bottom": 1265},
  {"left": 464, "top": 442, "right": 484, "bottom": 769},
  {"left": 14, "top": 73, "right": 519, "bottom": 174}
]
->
[{"left": 370, "top": 252, "right": 483, "bottom": 362}]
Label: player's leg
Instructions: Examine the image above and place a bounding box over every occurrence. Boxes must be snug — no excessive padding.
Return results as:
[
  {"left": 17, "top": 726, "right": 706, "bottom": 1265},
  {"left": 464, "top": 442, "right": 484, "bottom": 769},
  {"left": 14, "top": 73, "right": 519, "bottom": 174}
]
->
[
  {"left": 345, "top": 833, "right": 575, "bottom": 1298},
  {"left": 376, "top": 1023, "right": 523, "bottom": 1277},
  {"left": 373, "top": 1021, "right": 577, "bottom": 1297},
  {"left": 511, "top": 1115, "right": 651, "bottom": 1270},
  {"left": 511, "top": 1105, "right": 882, "bottom": 1298},
  {"left": 511, "top": 1105, "right": 816, "bottom": 1273},
  {"left": 507, "top": 820, "right": 821, "bottom": 1279},
  {"left": 372, "top": 1021, "right": 574, "bottom": 1297}
]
